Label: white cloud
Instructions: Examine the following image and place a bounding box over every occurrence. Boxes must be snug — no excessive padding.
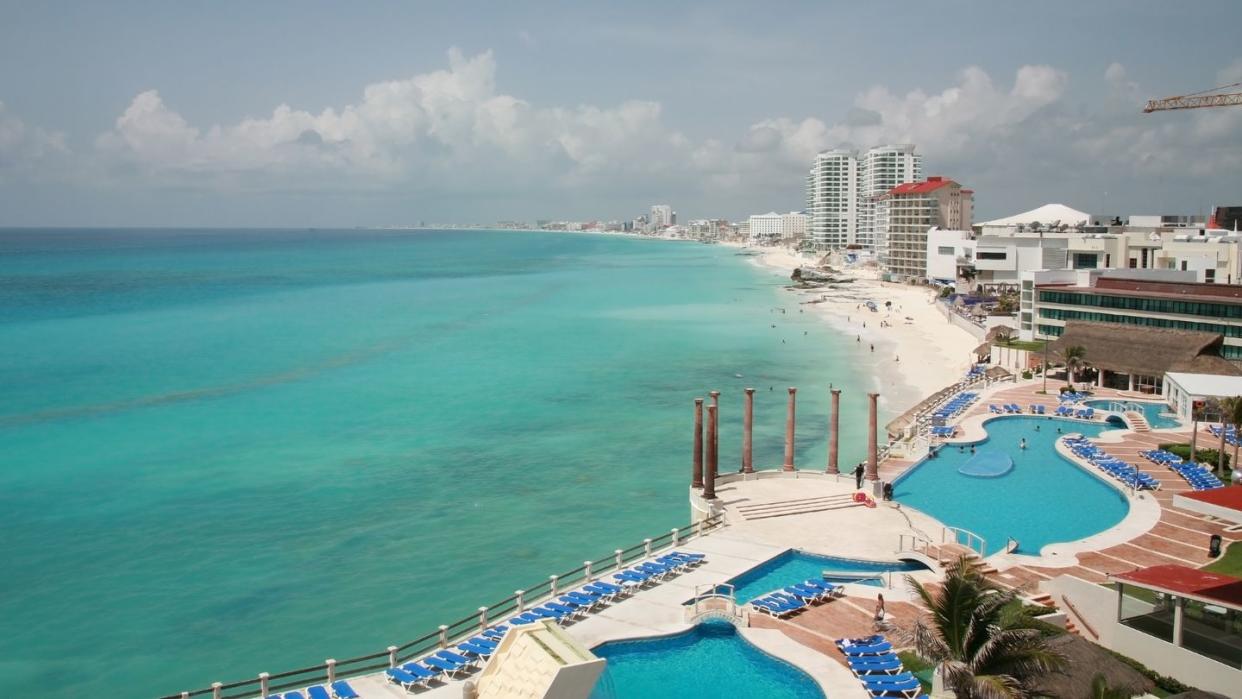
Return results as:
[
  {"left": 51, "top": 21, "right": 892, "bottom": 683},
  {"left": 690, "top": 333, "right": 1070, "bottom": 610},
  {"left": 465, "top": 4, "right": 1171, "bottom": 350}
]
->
[
  {"left": 93, "top": 49, "right": 696, "bottom": 190},
  {"left": 4, "top": 52, "right": 1242, "bottom": 220},
  {"left": 0, "top": 101, "right": 69, "bottom": 181}
]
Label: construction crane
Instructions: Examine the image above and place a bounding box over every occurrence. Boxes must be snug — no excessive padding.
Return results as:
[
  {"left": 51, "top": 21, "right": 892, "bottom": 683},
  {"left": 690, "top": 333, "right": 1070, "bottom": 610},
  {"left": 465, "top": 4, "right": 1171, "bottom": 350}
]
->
[{"left": 1143, "top": 81, "right": 1242, "bottom": 113}]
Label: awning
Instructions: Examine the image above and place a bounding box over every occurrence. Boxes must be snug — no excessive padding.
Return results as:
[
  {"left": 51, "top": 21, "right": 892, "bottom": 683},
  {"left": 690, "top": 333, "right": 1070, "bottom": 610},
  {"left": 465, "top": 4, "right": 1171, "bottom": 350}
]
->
[
  {"left": 1112, "top": 564, "right": 1242, "bottom": 610},
  {"left": 1173, "top": 487, "right": 1242, "bottom": 526}
]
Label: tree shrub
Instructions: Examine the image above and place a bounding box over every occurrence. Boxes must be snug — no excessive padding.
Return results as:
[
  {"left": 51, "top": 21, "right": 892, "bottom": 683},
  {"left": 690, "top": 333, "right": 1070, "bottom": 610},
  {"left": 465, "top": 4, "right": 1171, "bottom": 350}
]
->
[{"left": 1159, "top": 443, "right": 1230, "bottom": 469}]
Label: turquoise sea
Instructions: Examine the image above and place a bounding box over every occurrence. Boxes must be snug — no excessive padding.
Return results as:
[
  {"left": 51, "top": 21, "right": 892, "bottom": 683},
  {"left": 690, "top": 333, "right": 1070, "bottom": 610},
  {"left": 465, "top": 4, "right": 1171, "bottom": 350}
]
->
[{"left": 0, "top": 229, "right": 881, "bottom": 698}]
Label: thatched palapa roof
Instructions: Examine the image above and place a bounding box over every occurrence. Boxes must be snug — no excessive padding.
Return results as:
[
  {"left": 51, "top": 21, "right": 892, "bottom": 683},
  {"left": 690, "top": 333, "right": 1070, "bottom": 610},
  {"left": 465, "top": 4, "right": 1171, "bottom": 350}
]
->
[
  {"left": 1031, "top": 634, "right": 1154, "bottom": 698},
  {"left": 1049, "top": 321, "right": 1242, "bottom": 377}
]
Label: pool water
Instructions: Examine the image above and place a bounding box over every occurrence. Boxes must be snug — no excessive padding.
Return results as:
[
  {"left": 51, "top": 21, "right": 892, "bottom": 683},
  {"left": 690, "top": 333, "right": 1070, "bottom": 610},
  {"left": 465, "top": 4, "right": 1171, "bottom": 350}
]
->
[
  {"left": 1084, "top": 399, "right": 1183, "bottom": 429},
  {"left": 590, "top": 620, "right": 824, "bottom": 699},
  {"left": 723, "top": 549, "right": 928, "bottom": 602},
  {"left": 894, "top": 416, "right": 1129, "bottom": 555}
]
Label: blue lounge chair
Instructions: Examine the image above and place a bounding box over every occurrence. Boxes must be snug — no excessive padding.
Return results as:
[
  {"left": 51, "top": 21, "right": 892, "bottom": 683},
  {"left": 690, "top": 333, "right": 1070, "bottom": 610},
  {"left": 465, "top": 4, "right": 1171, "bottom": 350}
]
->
[
  {"left": 863, "top": 675, "right": 921, "bottom": 698},
  {"left": 458, "top": 641, "right": 494, "bottom": 660},
  {"left": 385, "top": 667, "right": 429, "bottom": 691},
  {"left": 306, "top": 687, "right": 331, "bottom": 699},
  {"left": 283, "top": 692, "right": 305, "bottom": 699},
  {"left": 508, "top": 612, "right": 542, "bottom": 625},
  {"left": 469, "top": 636, "right": 499, "bottom": 650},
  {"left": 422, "top": 655, "right": 469, "bottom": 678},
  {"left": 436, "top": 649, "right": 477, "bottom": 668},
  {"left": 841, "top": 640, "right": 893, "bottom": 656},
  {"left": 848, "top": 654, "right": 903, "bottom": 673},
  {"left": 542, "top": 602, "right": 582, "bottom": 619}
]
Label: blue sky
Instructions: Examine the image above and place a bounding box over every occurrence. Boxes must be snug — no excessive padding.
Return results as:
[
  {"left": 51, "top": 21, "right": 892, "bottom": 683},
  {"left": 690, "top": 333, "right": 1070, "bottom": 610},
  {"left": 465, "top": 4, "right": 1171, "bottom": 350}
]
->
[{"left": 1, "top": 0, "right": 1240, "bottom": 226}]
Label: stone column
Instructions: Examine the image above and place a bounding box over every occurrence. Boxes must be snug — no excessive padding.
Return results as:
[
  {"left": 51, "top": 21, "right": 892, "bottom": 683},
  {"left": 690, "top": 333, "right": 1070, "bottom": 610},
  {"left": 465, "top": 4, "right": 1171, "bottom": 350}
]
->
[
  {"left": 709, "top": 391, "right": 721, "bottom": 478},
  {"left": 692, "top": 398, "right": 704, "bottom": 488},
  {"left": 783, "top": 387, "right": 797, "bottom": 471},
  {"left": 710, "top": 404, "right": 720, "bottom": 496},
  {"left": 742, "top": 388, "right": 755, "bottom": 473},
  {"left": 866, "top": 392, "right": 879, "bottom": 481},
  {"left": 828, "top": 388, "right": 842, "bottom": 474}
]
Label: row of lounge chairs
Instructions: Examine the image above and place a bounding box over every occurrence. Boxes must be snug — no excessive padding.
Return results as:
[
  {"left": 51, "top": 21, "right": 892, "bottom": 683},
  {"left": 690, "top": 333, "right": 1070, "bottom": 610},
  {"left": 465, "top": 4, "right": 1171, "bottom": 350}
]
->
[
  {"left": 836, "top": 635, "right": 926, "bottom": 699},
  {"left": 929, "top": 425, "right": 957, "bottom": 438},
  {"left": 932, "top": 391, "right": 978, "bottom": 420},
  {"left": 265, "top": 681, "right": 360, "bottom": 699},
  {"left": 1140, "top": 449, "right": 1224, "bottom": 490},
  {"left": 1063, "top": 437, "right": 1159, "bottom": 490},
  {"left": 989, "top": 403, "right": 1045, "bottom": 415},
  {"left": 748, "top": 578, "right": 844, "bottom": 618},
  {"left": 1208, "top": 424, "right": 1241, "bottom": 447},
  {"left": 1053, "top": 405, "right": 1095, "bottom": 420},
  {"left": 385, "top": 551, "right": 706, "bottom": 692},
  {"left": 1059, "top": 392, "right": 1090, "bottom": 403}
]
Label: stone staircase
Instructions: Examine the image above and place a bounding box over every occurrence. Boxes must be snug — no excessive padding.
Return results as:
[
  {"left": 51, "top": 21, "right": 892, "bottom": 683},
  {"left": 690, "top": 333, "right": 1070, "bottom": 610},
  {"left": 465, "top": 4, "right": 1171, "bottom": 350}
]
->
[
  {"left": 735, "top": 493, "right": 861, "bottom": 521},
  {"left": 1030, "top": 593, "right": 1082, "bottom": 636},
  {"left": 1124, "top": 410, "right": 1150, "bottom": 432}
]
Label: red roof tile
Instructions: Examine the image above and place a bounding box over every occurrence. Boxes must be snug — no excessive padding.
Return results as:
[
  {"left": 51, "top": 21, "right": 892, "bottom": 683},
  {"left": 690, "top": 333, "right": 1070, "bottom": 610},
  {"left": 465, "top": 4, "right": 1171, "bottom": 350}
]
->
[
  {"left": 1112, "top": 564, "right": 1242, "bottom": 608},
  {"left": 889, "top": 176, "right": 957, "bottom": 196}
]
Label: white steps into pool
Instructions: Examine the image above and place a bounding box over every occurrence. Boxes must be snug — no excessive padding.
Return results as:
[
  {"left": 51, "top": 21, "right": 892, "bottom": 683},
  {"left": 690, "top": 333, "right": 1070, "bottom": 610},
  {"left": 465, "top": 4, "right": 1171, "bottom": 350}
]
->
[
  {"left": 735, "top": 493, "right": 861, "bottom": 521},
  {"left": 1124, "top": 410, "right": 1150, "bottom": 432}
]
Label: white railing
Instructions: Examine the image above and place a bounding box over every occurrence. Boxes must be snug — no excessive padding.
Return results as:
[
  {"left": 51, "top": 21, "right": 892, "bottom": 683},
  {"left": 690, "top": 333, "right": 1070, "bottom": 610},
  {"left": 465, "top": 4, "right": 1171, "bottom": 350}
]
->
[
  {"left": 943, "top": 526, "right": 987, "bottom": 558},
  {"left": 687, "top": 583, "right": 740, "bottom": 624}
]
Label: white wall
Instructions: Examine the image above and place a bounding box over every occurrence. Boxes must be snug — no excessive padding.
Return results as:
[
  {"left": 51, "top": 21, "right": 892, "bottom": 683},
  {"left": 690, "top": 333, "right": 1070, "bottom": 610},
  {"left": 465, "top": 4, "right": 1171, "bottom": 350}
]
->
[{"left": 1043, "top": 575, "right": 1242, "bottom": 697}]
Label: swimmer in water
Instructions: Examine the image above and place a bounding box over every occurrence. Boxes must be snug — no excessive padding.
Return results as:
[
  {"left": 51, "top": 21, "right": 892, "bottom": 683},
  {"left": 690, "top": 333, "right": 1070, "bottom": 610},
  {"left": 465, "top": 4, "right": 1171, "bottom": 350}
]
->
[{"left": 1019, "top": 438, "right": 1027, "bottom": 450}]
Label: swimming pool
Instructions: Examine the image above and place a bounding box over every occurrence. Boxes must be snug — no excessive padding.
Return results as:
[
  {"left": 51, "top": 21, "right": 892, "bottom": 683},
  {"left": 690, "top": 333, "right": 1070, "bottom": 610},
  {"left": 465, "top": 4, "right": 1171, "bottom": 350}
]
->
[
  {"left": 590, "top": 619, "right": 824, "bottom": 699},
  {"left": 722, "top": 549, "right": 928, "bottom": 602},
  {"left": 894, "top": 416, "right": 1129, "bottom": 555},
  {"left": 1084, "top": 399, "right": 1183, "bottom": 429}
]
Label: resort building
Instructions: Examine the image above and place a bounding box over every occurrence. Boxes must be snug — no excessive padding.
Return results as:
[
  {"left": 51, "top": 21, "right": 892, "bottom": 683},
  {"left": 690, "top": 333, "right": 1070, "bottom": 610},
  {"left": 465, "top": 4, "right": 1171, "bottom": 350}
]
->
[
  {"left": 805, "top": 144, "right": 921, "bottom": 251},
  {"left": 649, "top": 205, "right": 673, "bottom": 230},
  {"left": 806, "top": 149, "right": 859, "bottom": 250},
  {"left": 747, "top": 211, "right": 808, "bottom": 244},
  {"left": 1163, "top": 371, "right": 1242, "bottom": 422},
  {"left": 932, "top": 203, "right": 1242, "bottom": 292},
  {"left": 1028, "top": 272, "right": 1242, "bottom": 360},
  {"left": 877, "top": 176, "right": 973, "bottom": 282},
  {"left": 1049, "top": 321, "right": 1241, "bottom": 394}
]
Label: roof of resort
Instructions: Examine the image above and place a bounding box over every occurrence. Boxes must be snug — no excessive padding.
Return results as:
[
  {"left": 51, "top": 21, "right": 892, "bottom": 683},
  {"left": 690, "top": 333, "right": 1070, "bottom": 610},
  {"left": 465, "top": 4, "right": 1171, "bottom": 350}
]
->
[
  {"left": 1166, "top": 372, "right": 1242, "bottom": 396},
  {"left": 977, "top": 203, "right": 1090, "bottom": 227},
  {"left": 1039, "top": 276, "right": 1242, "bottom": 300},
  {"left": 1032, "top": 634, "right": 1154, "bottom": 698},
  {"left": 1049, "top": 321, "right": 1242, "bottom": 377},
  {"left": 1112, "top": 564, "right": 1242, "bottom": 609},
  {"left": 1173, "top": 485, "right": 1242, "bottom": 524},
  {"left": 888, "top": 176, "right": 956, "bottom": 195}
]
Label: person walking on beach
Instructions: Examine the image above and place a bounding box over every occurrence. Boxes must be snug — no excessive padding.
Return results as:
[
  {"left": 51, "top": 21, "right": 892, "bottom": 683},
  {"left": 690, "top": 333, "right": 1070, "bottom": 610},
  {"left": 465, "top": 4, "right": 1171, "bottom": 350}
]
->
[
  {"left": 854, "top": 463, "right": 865, "bottom": 489},
  {"left": 874, "top": 593, "right": 886, "bottom": 623}
]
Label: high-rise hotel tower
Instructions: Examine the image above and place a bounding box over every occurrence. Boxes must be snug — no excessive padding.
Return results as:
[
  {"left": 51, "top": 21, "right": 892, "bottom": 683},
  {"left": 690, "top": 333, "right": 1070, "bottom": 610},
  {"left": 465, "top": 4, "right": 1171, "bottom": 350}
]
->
[{"left": 806, "top": 144, "right": 921, "bottom": 250}]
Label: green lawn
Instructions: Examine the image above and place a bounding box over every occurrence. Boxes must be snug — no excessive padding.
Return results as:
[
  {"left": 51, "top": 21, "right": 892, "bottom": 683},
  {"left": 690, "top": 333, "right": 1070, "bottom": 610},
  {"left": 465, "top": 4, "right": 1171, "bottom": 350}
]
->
[
  {"left": 995, "top": 339, "right": 1047, "bottom": 351},
  {"left": 1203, "top": 540, "right": 1242, "bottom": 577}
]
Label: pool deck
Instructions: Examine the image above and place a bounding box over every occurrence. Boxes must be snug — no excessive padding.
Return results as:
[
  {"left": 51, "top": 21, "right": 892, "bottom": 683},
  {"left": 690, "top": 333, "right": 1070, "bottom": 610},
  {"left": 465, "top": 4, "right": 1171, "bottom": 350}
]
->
[
  {"left": 274, "top": 379, "right": 1242, "bottom": 699},
  {"left": 882, "top": 380, "right": 1242, "bottom": 592}
]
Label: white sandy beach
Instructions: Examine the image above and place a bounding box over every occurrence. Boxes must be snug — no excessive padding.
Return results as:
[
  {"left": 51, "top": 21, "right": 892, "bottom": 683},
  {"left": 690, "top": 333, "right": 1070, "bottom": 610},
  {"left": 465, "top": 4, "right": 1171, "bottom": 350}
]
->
[{"left": 727, "top": 242, "right": 979, "bottom": 416}]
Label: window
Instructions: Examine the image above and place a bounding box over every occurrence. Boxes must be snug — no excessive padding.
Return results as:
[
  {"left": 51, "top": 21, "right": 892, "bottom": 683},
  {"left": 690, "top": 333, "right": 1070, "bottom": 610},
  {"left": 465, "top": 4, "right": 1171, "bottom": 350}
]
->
[
  {"left": 937, "top": 246, "right": 954, "bottom": 255},
  {"left": 977, "top": 251, "right": 1007, "bottom": 260},
  {"left": 1206, "top": 269, "right": 1216, "bottom": 283}
]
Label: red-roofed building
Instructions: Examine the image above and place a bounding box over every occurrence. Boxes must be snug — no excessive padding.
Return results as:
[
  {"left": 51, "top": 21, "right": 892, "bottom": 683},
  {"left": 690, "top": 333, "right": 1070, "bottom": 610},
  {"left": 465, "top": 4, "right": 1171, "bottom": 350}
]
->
[
  {"left": 1109, "top": 564, "right": 1242, "bottom": 675},
  {"left": 878, "top": 176, "right": 973, "bottom": 280}
]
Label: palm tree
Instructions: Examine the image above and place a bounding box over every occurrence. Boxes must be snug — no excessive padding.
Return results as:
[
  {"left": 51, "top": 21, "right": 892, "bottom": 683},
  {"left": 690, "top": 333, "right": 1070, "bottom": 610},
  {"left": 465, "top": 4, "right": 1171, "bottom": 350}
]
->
[
  {"left": 1064, "top": 345, "right": 1086, "bottom": 390},
  {"left": 1218, "top": 395, "right": 1242, "bottom": 481},
  {"left": 1090, "top": 673, "right": 1131, "bottom": 699},
  {"left": 905, "top": 556, "right": 1064, "bottom": 698}
]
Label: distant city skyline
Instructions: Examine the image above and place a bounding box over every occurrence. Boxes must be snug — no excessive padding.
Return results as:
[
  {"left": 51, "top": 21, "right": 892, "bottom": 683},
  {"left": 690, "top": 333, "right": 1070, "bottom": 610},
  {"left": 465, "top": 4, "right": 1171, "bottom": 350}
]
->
[{"left": 1, "top": 1, "right": 1241, "bottom": 227}]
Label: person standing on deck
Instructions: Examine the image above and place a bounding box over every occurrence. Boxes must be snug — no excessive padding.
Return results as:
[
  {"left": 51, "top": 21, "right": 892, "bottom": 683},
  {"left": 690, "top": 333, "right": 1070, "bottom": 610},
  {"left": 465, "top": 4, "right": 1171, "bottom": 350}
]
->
[{"left": 854, "top": 463, "right": 865, "bottom": 489}]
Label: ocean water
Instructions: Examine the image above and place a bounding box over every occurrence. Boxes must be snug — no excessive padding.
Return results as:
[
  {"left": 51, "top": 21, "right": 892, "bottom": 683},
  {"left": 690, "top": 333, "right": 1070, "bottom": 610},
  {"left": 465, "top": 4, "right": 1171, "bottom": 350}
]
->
[{"left": 0, "top": 229, "right": 881, "bottom": 698}]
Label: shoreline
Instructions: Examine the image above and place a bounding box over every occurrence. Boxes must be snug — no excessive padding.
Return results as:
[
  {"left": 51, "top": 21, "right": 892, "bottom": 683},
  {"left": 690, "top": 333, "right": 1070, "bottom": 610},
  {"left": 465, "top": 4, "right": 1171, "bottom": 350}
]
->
[{"left": 722, "top": 241, "right": 978, "bottom": 418}]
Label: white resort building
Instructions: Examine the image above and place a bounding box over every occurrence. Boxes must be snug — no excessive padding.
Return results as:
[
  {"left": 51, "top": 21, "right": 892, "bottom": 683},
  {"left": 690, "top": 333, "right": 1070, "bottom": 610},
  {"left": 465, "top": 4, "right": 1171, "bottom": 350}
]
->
[{"left": 806, "top": 145, "right": 921, "bottom": 251}]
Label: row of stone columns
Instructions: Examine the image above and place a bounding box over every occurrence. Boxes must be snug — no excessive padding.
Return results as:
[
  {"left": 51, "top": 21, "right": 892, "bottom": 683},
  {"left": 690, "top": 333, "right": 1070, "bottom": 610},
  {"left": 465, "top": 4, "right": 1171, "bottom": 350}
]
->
[{"left": 691, "top": 387, "right": 880, "bottom": 489}]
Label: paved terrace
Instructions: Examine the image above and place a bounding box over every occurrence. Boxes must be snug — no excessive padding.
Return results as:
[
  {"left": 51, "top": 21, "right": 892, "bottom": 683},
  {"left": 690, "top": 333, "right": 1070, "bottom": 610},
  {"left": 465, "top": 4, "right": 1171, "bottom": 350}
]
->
[{"left": 881, "top": 380, "right": 1242, "bottom": 594}]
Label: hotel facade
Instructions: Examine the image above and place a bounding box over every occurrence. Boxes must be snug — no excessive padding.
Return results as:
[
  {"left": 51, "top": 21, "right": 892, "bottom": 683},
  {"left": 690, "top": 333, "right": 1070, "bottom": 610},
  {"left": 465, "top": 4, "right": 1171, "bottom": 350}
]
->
[{"left": 805, "top": 144, "right": 921, "bottom": 251}]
